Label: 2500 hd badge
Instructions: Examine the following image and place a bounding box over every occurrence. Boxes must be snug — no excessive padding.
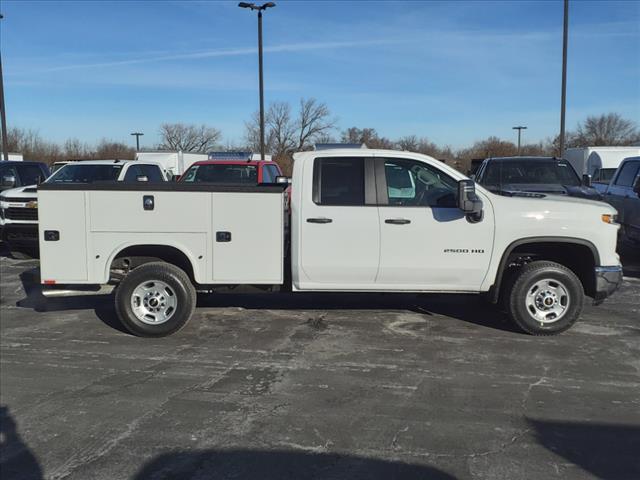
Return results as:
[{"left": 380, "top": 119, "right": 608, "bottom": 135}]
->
[{"left": 444, "top": 248, "right": 485, "bottom": 254}]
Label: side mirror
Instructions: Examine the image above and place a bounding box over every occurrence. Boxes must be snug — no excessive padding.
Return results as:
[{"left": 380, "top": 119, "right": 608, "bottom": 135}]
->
[
  {"left": 633, "top": 176, "right": 640, "bottom": 197},
  {"left": 275, "top": 176, "right": 291, "bottom": 185},
  {"left": 136, "top": 175, "right": 149, "bottom": 182},
  {"left": 582, "top": 174, "right": 592, "bottom": 187},
  {"left": 1, "top": 175, "right": 16, "bottom": 188},
  {"left": 458, "top": 179, "right": 483, "bottom": 223}
]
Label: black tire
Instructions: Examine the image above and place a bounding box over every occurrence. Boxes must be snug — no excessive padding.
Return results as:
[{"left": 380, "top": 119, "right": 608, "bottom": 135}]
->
[
  {"left": 505, "top": 260, "right": 584, "bottom": 335},
  {"left": 115, "top": 262, "right": 196, "bottom": 337}
]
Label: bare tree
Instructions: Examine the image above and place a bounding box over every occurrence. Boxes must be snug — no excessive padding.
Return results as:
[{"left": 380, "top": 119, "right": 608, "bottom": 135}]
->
[
  {"left": 158, "top": 123, "right": 222, "bottom": 152},
  {"left": 296, "top": 98, "right": 336, "bottom": 151},
  {"left": 244, "top": 98, "right": 335, "bottom": 175},
  {"left": 341, "top": 127, "right": 393, "bottom": 149},
  {"left": 572, "top": 113, "right": 639, "bottom": 146},
  {"left": 63, "top": 138, "right": 92, "bottom": 160},
  {"left": 396, "top": 135, "right": 418, "bottom": 151},
  {"left": 94, "top": 140, "right": 135, "bottom": 160},
  {"left": 6, "top": 127, "right": 62, "bottom": 165}
]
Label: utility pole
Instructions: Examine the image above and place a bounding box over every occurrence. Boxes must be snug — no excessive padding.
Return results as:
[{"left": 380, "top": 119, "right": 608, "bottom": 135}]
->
[
  {"left": 512, "top": 126, "right": 527, "bottom": 155},
  {"left": 239, "top": 2, "right": 276, "bottom": 161},
  {"left": 131, "top": 132, "right": 144, "bottom": 152},
  {"left": 0, "top": 13, "right": 9, "bottom": 162},
  {"left": 559, "top": 0, "right": 569, "bottom": 158}
]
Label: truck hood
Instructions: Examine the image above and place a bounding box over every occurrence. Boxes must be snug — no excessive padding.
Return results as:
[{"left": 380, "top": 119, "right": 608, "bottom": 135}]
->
[
  {"left": 490, "top": 183, "right": 602, "bottom": 200},
  {"left": 0, "top": 185, "right": 38, "bottom": 201},
  {"left": 486, "top": 188, "right": 616, "bottom": 214}
]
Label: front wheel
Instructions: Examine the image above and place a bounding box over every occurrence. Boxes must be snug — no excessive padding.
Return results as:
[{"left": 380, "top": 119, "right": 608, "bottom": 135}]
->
[
  {"left": 115, "top": 262, "right": 196, "bottom": 337},
  {"left": 505, "top": 261, "right": 584, "bottom": 335}
]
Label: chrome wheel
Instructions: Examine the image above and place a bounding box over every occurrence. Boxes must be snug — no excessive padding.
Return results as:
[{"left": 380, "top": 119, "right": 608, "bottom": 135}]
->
[
  {"left": 130, "top": 280, "right": 177, "bottom": 325},
  {"left": 525, "top": 278, "right": 570, "bottom": 324}
]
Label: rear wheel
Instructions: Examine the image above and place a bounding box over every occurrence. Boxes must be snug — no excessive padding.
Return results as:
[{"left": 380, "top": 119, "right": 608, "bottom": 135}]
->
[
  {"left": 505, "top": 260, "right": 584, "bottom": 335},
  {"left": 115, "top": 262, "right": 196, "bottom": 337}
]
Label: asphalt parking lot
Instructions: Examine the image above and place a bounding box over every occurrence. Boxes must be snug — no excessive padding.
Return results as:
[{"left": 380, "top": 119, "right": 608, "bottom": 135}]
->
[{"left": 1, "top": 251, "right": 639, "bottom": 480}]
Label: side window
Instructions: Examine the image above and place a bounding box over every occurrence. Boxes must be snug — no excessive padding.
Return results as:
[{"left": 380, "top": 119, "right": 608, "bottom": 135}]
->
[
  {"left": 267, "top": 164, "right": 280, "bottom": 181},
  {"left": 383, "top": 158, "right": 458, "bottom": 207},
  {"left": 141, "top": 165, "right": 164, "bottom": 182},
  {"left": 614, "top": 162, "right": 640, "bottom": 187},
  {"left": 261, "top": 165, "right": 274, "bottom": 183},
  {"left": 313, "top": 157, "right": 365, "bottom": 206},
  {"left": 17, "top": 164, "right": 46, "bottom": 185},
  {"left": 123, "top": 165, "right": 143, "bottom": 182}
]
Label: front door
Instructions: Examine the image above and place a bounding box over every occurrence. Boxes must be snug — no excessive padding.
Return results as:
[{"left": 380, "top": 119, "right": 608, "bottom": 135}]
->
[
  {"left": 297, "top": 156, "right": 380, "bottom": 288},
  {"left": 375, "top": 157, "right": 494, "bottom": 291}
]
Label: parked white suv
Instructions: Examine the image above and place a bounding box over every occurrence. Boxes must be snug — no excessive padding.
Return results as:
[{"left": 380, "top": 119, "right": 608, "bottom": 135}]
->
[{"left": 0, "top": 160, "right": 167, "bottom": 257}]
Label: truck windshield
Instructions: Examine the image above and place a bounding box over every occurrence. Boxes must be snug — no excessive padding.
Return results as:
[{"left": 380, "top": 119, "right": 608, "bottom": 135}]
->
[
  {"left": 46, "top": 164, "right": 123, "bottom": 183},
  {"left": 181, "top": 164, "right": 258, "bottom": 184},
  {"left": 484, "top": 160, "right": 581, "bottom": 187}
]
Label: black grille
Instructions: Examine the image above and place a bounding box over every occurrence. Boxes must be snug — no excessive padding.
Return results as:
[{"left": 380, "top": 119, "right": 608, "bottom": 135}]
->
[
  {"left": 5, "top": 208, "right": 38, "bottom": 221},
  {"left": 2, "top": 197, "right": 37, "bottom": 203}
]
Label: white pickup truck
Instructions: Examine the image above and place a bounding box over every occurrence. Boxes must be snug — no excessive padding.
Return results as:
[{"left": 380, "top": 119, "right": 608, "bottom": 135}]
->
[{"left": 37, "top": 149, "right": 623, "bottom": 337}]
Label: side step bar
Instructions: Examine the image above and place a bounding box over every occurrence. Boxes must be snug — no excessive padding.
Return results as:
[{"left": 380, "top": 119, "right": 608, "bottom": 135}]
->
[{"left": 41, "top": 284, "right": 114, "bottom": 297}]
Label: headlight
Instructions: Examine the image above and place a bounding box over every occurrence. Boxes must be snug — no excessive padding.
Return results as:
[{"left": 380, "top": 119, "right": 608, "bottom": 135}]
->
[{"left": 601, "top": 213, "right": 618, "bottom": 224}]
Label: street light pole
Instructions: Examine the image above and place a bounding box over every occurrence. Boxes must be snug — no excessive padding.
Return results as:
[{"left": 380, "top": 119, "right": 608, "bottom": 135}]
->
[
  {"left": 0, "top": 13, "right": 9, "bottom": 162},
  {"left": 258, "top": 8, "right": 265, "bottom": 161},
  {"left": 239, "top": 2, "right": 276, "bottom": 161},
  {"left": 131, "top": 132, "right": 144, "bottom": 152},
  {"left": 512, "top": 126, "right": 527, "bottom": 155},
  {"left": 559, "top": 0, "right": 569, "bottom": 158}
]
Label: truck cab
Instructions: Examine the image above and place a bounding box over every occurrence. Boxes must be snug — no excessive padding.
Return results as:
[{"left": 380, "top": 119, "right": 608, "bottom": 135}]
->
[{"left": 603, "top": 156, "right": 640, "bottom": 246}]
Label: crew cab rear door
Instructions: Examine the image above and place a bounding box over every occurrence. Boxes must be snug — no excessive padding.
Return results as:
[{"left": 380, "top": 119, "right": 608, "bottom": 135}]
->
[
  {"left": 375, "top": 157, "right": 494, "bottom": 291},
  {"left": 297, "top": 156, "right": 380, "bottom": 287}
]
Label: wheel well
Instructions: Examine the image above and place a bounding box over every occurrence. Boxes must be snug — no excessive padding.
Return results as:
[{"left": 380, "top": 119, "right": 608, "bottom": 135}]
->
[
  {"left": 110, "top": 245, "right": 195, "bottom": 282},
  {"left": 493, "top": 241, "right": 597, "bottom": 301}
]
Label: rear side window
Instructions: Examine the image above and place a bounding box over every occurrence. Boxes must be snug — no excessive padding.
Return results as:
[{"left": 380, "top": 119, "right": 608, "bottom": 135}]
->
[
  {"left": 614, "top": 161, "right": 640, "bottom": 187},
  {"left": 313, "top": 158, "right": 364, "bottom": 206},
  {"left": 261, "top": 165, "right": 275, "bottom": 183},
  {"left": 264, "top": 164, "right": 281, "bottom": 182},
  {"left": 140, "top": 165, "right": 164, "bottom": 182},
  {"left": 123, "top": 165, "right": 144, "bottom": 183}
]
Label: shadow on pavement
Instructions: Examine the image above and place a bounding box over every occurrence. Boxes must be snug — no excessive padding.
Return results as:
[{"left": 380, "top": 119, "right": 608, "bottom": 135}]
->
[
  {"left": 0, "top": 406, "right": 43, "bottom": 480},
  {"left": 15, "top": 265, "right": 518, "bottom": 335},
  {"left": 198, "top": 291, "right": 519, "bottom": 334},
  {"left": 528, "top": 418, "right": 640, "bottom": 479},
  {"left": 15, "top": 268, "right": 130, "bottom": 334},
  {"left": 132, "top": 449, "right": 456, "bottom": 480}
]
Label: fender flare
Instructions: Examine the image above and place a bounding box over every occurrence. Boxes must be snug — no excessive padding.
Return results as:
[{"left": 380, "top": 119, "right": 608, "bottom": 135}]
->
[{"left": 488, "top": 236, "right": 600, "bottom": 303}]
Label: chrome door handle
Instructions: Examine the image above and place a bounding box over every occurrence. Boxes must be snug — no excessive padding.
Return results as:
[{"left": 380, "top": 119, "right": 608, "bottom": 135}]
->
[
  {"left": 385, "top": 218, "right": 411, "bottom": 225},
  {"left": 307, "top": 217, "right": 333, "bottom": 224}
]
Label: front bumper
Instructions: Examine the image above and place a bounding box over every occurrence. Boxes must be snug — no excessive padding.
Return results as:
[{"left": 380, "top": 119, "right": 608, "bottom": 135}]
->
[
  {"left": 593, "top": 265, "right": 623, "bottom": 304},
  {"left": 1, "top": 223, "right": 39, "bottom": 246}
]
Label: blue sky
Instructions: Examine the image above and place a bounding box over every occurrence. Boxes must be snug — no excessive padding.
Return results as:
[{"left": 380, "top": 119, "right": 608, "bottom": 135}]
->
[{"left": 2, "top": 0, "right": 639, "bottom": 150}]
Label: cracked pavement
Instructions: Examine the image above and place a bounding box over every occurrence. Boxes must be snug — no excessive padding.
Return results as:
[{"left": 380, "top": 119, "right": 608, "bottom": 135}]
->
[{"left": 1, "top": 253, "right": 639, "bottom": 479}]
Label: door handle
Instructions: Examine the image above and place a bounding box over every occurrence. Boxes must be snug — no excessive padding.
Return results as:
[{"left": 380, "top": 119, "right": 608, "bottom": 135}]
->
[
  {"left": 307, "top": 217, "right": 333, "bottom": 224},
  {"left": 385, "top": 218, "right": 411, "bottom": 225}
]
